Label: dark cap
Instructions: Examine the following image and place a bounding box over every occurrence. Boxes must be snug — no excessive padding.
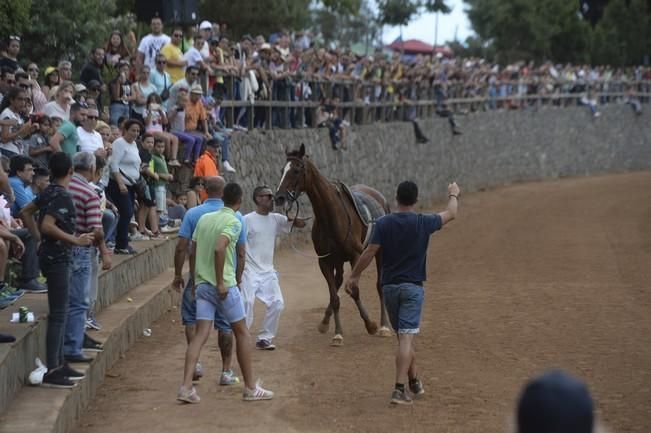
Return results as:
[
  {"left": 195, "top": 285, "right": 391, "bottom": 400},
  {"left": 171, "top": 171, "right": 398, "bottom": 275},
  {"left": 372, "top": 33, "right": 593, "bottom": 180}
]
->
[
  {"left": 517, "top": 370, "right": 594, "bottom": 433},
  {"left": 87, "top": 80, "right": 101, "bottom": 90}
]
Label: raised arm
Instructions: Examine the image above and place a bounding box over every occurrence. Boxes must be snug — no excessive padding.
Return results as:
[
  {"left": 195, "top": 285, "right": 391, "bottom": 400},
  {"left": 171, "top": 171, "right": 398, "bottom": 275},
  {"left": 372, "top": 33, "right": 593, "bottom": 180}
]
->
[{"left": 437, "top": 182, "right": 460, "bottom": 226}]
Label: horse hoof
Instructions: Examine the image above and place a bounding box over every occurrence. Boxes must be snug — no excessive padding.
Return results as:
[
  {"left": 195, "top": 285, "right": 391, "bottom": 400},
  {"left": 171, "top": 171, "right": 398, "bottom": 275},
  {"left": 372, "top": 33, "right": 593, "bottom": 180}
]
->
[
  {"left": 330, "top": 334, "right": 344, "bottom": 347},
  {"left": 377, "top": 326, "right": 393, "bottom": 337},
  {"left": 365, "top": 321, "right": 378, "bottom": 335},
  {"left": 318, "top": 322, "right": 329, "bottom": 334}
]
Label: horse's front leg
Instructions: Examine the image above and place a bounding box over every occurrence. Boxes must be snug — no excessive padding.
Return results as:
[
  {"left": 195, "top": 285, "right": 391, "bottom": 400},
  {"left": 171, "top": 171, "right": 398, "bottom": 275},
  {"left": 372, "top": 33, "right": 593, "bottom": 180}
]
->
[
  {"left": 318, "top": 257, "right": 344, "bottom": 346},
  {"left": 375, "top": 254, "right": 392, "bottom": 337}
]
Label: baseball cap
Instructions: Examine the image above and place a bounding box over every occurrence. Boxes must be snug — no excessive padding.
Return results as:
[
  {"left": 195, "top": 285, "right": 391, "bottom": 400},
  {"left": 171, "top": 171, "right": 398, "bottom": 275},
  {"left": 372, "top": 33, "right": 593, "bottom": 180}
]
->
[
  {"left": 87, "top": 80, "right": 102, "bottom": 90},
  {"left": 74, "top": 83, "right": 87, "bottom": 93},
  {"left": 199, "top": 20, "right": 212, "bottom": 30},
  {"left": 190, "top": 84, "right": 203, "bottom": 95},
  {"left": 517, "top": 370, "right": 594, "bottom": 433},
  {"left": 44, "top": 66, "right": 58, "bottom": 77}
]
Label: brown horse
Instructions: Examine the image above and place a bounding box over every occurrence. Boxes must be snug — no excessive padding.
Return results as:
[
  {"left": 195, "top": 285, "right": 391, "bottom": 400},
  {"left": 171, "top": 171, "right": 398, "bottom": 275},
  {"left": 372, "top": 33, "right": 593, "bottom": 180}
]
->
[{"left": 274, "top": 144, "right": 392, "bottom": 346}]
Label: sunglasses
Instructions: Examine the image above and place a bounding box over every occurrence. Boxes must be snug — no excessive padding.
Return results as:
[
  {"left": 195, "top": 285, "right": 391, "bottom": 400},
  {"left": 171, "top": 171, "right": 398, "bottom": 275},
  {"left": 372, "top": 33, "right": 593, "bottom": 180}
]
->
[
  {"left": 87, "top": 115, "right": 99, "bottom": 120},
  {"left": 5, "top": 80, "right": 16, "bottom": 85},
  {"left": 257, "top": 194, "right": 273, "bottom": 199},
  {"left": 19, "top": 83, "right": 31, "bottom": 89},
  {"left": 9, "top": 35, "right": 20, "bottom": 42},
  {"left": 173, "top": 33, "right": 183, "bottom": 37}
]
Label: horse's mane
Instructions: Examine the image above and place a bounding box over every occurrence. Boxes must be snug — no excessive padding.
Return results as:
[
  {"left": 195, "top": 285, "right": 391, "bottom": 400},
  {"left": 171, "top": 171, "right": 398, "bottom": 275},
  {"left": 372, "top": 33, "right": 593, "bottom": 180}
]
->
[{"left": 287, "top": 150, "right": 308, "bottom": 160}]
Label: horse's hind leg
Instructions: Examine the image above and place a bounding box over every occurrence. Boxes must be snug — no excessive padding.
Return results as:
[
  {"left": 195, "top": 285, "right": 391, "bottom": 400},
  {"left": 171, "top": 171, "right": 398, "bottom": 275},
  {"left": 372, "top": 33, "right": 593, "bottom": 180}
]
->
[
  {"left": 375, "top": 255, "right": 392, "bottom": 337},
  {"left": 346, "top": 258, "right": 378, "bottom": 335}
]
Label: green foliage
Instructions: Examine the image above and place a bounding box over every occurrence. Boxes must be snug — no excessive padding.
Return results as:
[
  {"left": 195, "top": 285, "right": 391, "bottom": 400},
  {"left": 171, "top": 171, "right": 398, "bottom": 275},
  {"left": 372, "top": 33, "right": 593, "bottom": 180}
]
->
[
  {"left": 462, "top": 0, "right": 650, "bottom": 65},
  {"left": 422, "top": 0, "right": 451, "bottom": 14},
  {"left": 311, "top": 0, "right": 380, "bottom": 49},
  {"left": 0, "top": 0, "right": 32, "bottom": 39},
  {"left": 8, "top": 0, "right": 136, "bottom": 75},
  {"left": 377, "top": 0, "right": 420, "bottom": 27},
  {"left": 198, "top": 0, "right": 311, "bottom": 39},
  {"left": 321, "top": 0, "right": 362, "bottom": 14}
]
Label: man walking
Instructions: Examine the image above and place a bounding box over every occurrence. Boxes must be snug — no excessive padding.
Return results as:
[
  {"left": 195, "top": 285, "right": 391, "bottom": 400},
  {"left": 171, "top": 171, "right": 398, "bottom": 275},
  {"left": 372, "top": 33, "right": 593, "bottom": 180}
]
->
[
  {"left": 345, "top": 180, "right": 460, "bottom": 405},
  {"left": 178, "top": 182, "right": 273, "bottom": 403},
  {"left": 241, "top": 185, "right": 305, "bottom": 350},
  {"left": 172, "top": 176, "right": 244, "bottom": 386}
]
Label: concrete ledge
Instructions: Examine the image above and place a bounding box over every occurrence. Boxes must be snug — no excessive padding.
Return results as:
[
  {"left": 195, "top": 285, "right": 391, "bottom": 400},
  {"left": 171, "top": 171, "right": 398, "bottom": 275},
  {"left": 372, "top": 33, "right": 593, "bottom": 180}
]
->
[
  {"left": 0, "top": 238, "right": 177, "bottom": 417},
  {"left": 0, "top": 268, "right": 182, "bottom": 433}
]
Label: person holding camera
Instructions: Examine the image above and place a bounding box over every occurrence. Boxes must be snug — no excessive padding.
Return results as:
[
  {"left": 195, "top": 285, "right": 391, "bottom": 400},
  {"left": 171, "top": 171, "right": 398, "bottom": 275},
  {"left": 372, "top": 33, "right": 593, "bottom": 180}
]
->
[
  {"left": 143, "top": 92, "right": 180, "bottom": 167},
  {"left": 108, "top": 62, "right": 135, "bottom": 126},
  {"left": 0, "top": 87, "right": 38, "bottom": 157}
]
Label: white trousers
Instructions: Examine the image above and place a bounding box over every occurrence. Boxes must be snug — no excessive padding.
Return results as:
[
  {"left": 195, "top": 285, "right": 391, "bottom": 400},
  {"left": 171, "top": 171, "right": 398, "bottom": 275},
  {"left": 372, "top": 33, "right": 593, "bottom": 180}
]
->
[{"left": 241, "top": 270, "right": 284, "bottom": 342}]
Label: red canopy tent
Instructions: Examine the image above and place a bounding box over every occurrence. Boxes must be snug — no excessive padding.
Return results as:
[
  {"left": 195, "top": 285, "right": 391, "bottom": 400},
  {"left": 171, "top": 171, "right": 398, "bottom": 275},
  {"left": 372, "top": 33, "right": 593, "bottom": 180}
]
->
[{"left": 385, "top": 38, "right": 453, "bottom": 57}]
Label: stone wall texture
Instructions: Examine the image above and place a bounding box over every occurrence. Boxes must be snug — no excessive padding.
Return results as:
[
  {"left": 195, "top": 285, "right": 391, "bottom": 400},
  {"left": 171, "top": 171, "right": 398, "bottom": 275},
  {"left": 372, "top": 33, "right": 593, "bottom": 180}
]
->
[{"left": 224, "top": 105, "right": 650, "bottom": 218}]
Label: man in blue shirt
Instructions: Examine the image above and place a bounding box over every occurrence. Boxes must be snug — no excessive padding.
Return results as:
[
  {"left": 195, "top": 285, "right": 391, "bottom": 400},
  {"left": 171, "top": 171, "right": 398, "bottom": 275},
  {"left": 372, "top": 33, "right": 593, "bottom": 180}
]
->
[
  {"left": 172, "top": 176, "right": 246, "bottom": 386},
  {"left": 9, "top": 155, "right": 35, "bottom": 217},
  {"left": 9, "top": 155, "right": 46, "bottom": 293},
  {"left": 345, "top": 180, "right": 461, "bottom": 405}
]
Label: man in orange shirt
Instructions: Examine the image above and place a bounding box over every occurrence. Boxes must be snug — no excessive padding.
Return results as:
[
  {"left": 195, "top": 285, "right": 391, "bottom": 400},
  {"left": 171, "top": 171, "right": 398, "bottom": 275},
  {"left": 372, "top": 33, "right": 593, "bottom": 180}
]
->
[{"left": 194, "top": 139, "right": 219, "bottom": 201}]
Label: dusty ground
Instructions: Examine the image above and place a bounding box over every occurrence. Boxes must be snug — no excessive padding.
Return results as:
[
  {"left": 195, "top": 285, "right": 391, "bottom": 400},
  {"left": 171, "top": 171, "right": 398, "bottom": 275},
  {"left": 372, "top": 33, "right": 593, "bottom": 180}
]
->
[{"left": 75, "top": 172, "right": 651, "bottom": 433}]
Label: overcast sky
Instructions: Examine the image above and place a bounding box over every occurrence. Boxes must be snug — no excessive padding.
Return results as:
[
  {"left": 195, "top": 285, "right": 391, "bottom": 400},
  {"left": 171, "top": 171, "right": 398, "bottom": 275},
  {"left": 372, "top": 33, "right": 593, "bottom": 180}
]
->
[{"left": 381, "top": 0, "right": 474, "bottom": 46}]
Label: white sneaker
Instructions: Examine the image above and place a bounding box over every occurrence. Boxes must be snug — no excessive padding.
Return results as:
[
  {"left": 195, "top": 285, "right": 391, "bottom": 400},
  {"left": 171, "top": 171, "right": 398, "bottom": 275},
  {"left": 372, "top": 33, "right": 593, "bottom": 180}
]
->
[
  {"left": 243, "top": 380, "right": 274, "bottom": 401},
  {"left": 223, "top": 161, "right": 236, "bottom": 173},
  {"left": 129, "top": 232, "right": 149, "bottom": 241}
]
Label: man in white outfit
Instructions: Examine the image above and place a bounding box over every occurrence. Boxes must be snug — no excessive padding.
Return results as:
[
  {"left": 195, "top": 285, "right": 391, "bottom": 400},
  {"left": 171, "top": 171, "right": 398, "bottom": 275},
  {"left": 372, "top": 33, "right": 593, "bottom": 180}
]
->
[{"left": 242, "top": 185, "right": 305, "bottom": 350}]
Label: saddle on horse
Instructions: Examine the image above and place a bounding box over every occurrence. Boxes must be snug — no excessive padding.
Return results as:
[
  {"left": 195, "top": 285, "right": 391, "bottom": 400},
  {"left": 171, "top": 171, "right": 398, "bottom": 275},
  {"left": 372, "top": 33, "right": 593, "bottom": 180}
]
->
[{"left": 340, "top": 183, "right": 387, "bottom": 246}]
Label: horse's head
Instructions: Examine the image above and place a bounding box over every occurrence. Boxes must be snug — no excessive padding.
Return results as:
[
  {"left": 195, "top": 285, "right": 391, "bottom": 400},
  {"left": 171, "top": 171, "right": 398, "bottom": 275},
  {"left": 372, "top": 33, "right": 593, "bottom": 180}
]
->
[{"left": 275, "top": 143, "right": 307, "bottom": 210}]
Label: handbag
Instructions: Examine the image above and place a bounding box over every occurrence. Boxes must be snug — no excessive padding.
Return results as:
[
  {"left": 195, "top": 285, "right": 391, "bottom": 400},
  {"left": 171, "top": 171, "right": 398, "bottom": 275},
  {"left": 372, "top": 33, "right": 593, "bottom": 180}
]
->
[
  {"left": 161, "top": 74, "right": 170, "bottom": 101},
  {"left": 119, "top": 168, "right": 149, "bottom": 200}
]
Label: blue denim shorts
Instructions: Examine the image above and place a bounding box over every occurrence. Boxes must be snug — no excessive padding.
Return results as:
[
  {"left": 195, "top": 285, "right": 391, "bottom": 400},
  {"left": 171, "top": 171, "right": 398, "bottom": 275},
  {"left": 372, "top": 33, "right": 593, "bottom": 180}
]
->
[
  {"left": 195, "top": 283, "right": 245, "bottom": 326},
  {"left": 181, "top": 278, "right": 231, "bottom": 332},
  {"left": 382, "top": 283, "right": 424, "bottom": 334}
]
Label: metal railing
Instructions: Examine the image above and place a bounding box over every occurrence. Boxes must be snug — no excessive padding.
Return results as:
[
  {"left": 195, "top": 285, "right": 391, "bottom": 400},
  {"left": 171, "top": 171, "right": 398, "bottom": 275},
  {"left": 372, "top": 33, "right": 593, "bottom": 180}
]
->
[{"left": 209, "top": 76, "right": 650, "bottom": 130}]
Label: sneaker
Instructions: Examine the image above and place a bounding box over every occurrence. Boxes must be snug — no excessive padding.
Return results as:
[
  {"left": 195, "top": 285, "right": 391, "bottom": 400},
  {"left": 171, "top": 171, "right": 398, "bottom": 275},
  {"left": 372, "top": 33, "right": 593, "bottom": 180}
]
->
[
  {"left": 83, "top": 334, "right": 104, "bottom": 352},
  {"left": 409, "top": 378, "right": 425, "bottom": 397},
  {"left": 86, "top": 316, "right": 102, "bottom": 331},
  {"left": 160, "top": 225, "right": 179, "bottom": 234},
  {"left": 219, "top": 369, "right": 240, "bottom": 386},
  {"left": 256, "top": 339, "right": 276, "bottom": 351},
  {"left": 168, "top": 159, "right": 182, "bottom": 167},
  {"left": 114, "top": 246, "right": 138, "bottom": 255},
  {"left": 223, "top": 161, "right": 236, "bottom": 173},
  {"left": 19, "top": 279, "right": 48, "bottom": 294},
  {"left": 177, "top": 386, "right": 200, "bottom": 404},
  {"left": 129, "top": 232, "right": 150, "bottom": 241},
  {"left": 61, "top": 364, "right": 85, "bottom": 381},
  {"left": 193, "top": 362, "right": 204, "bottom": 381},
  {"left": 64, "top": 354, "right": 94, "bottom": 363},
  {"left": 243, "top": 380, "right": 274, "bottom": 401},
  {"left": 42, "top": 369, "right": 76, "bottom": 389},
  {"left": 0, "top": 292, "right": 16, "bottom": 309},
  {"left": 390, "top": 389, "right": 413, "bottom": 405},
  {"left": 0, "top": 332, "right": 16, "bottom": 343}
]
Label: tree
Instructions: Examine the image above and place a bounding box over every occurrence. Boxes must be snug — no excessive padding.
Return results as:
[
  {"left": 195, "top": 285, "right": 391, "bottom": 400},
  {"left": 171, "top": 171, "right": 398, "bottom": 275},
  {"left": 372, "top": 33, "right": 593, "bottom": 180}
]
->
[
  {"left": 0, "top": 0, "right": 31, "bottom": 40},
  {"left": 311, "top": 0, "right": 380, "bottom": 51},
  {"left": 198, "top": 0, "right": 311, "bottom": 39},
  {"left": 377, "top": 0, "right": 420, "bottom": 49},
  {"left": 422, "top": 0, "right": 453, "bottom": 47}
]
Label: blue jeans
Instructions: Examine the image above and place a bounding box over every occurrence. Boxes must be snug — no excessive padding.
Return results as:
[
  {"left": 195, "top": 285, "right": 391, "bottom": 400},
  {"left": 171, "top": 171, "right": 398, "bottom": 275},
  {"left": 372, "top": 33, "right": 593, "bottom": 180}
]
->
[
  {"left": 195, "top": 282, "right": 245, "bottom": 325},
  {"left": 103, "top": 209, "right": 118, "bottom": 244},
  {"left": 382, "top": 283, "right": 424, "bottom": 334},
  {"left": 109, "top": 103, "right": 130, "bottom": 126},
  {"left": 212, "top": 132, "right": 230, "bottom": 162},
  {"left": 181, "top": 278, "right": 231, "bottom": 332},
  {"left": 64, "top": 246, "right": 93, "bottom": 357}
]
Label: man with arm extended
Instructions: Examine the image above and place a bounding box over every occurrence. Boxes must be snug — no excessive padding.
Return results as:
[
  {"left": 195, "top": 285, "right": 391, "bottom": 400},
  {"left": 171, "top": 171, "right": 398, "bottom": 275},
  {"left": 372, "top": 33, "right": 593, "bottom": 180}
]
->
[{"left": 345, "top": 180, "right": 460, "bottom": 405}]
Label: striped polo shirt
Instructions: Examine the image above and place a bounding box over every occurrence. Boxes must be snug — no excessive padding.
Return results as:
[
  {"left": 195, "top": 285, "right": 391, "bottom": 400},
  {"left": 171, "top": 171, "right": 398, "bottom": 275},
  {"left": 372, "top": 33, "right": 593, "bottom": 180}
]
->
[{"left": 69, "top": 173, "right": 102, "bottom": 234}]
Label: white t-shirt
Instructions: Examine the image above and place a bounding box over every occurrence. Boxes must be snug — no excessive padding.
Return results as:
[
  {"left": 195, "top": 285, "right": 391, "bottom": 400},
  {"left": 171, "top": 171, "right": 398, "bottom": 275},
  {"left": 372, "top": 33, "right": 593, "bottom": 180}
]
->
[
  {"left": 183, "top": 47, "right": 203, "bottom": 68},
  {"left": 77, "top": 127, "right": 104, "bottom": 154},
  {"left": 43, "top": 101, "right": 70, "bottom": 121},
  {"left": 243, "top": 212, "right": 291, "bottom": 274},
  {"left": 138, "top": 33, "right": 172, "bottom": 70}
]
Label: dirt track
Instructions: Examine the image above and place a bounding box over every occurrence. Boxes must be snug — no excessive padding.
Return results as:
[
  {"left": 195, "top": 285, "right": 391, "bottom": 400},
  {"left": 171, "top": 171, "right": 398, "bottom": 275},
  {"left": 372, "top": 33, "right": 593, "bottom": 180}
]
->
[{"left": 75, "top": 172, "right": 651, "bottom": 433}]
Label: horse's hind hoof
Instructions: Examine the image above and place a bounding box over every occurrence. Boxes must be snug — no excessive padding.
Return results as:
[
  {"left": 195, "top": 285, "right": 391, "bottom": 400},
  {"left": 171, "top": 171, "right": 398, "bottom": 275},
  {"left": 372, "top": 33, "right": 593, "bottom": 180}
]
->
[
  {"left": 377, "top": 326, "right": 393, "bottom": 337},
  {"left": 330, "top": 334, "right": 344, "bottom": 347},
  {"left": 318, "top": 322, "right": 329, "bottom": 334},
  {"left": 365, "top": 321, "right": 378, "bottom": 335}
]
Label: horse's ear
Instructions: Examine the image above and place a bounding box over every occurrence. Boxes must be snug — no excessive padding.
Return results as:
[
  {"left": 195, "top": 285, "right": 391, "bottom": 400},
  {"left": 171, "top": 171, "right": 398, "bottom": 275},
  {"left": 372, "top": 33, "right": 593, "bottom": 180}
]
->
[{"left": 299, "top": 143, "right": 306, "bottom": 157}]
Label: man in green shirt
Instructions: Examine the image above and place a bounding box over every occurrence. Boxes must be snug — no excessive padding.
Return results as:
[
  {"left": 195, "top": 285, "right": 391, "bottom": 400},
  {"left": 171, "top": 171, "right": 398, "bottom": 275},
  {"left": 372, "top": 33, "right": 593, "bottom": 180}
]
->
[
  {"left": 49, "top": 103, "right": 87, "bottom": 157},
  {"left": 178, "top": 182, "right": 273, "bottom": 404}
]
